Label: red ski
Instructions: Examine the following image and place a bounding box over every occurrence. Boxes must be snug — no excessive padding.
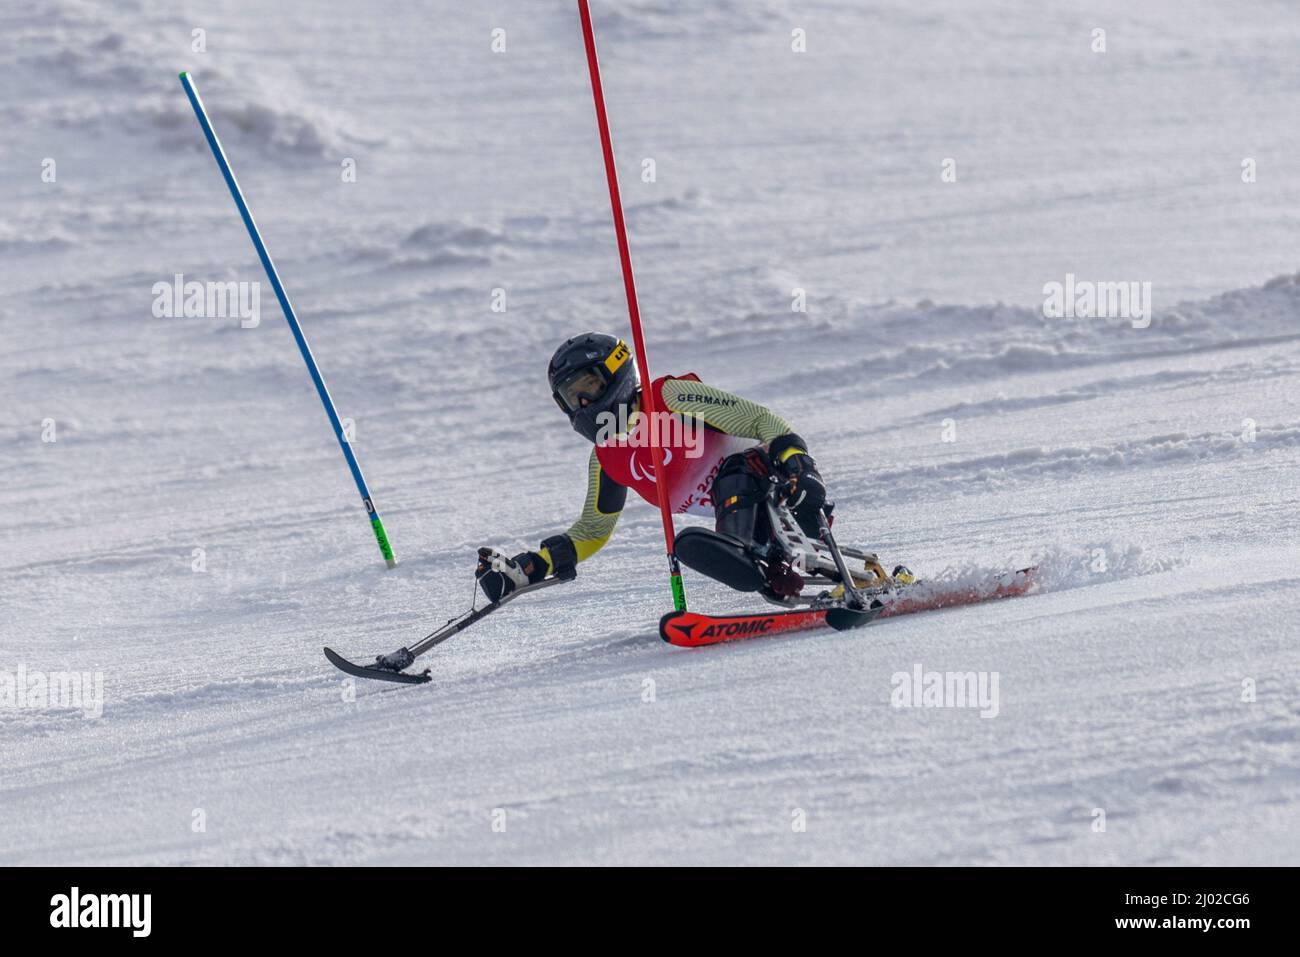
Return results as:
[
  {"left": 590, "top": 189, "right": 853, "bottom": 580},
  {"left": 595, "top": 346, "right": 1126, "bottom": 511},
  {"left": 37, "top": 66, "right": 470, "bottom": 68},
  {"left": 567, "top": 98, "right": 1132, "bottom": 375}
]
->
[
  {"left": 661, "top": 607, "right": 836, "bottom": 647},
  {"left": 660, "top": 567, "right": 1037, "bottom": 647}
]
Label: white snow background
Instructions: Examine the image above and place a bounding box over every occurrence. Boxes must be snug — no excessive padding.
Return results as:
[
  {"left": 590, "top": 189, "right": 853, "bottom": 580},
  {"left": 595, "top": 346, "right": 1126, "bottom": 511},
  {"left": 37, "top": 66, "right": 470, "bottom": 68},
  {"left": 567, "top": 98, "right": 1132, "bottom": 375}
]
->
[{"left": 1, "top": 0, "right": 1297, "bottom": 864}]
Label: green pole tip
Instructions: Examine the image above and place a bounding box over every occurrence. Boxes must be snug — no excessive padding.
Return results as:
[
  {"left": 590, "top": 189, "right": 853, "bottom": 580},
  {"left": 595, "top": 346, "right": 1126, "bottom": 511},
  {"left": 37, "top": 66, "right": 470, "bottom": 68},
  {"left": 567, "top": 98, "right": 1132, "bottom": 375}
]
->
[{"left": 179, "top": 70, "right": 189, "bottom": 79}]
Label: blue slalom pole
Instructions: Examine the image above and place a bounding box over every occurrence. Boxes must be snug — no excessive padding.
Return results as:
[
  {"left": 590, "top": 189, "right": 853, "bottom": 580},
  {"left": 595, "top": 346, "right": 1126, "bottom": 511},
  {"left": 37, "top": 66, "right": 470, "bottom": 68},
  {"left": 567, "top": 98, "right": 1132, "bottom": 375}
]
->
[{"left": 179, "top": 71, "right": 397, "bottom": 569}]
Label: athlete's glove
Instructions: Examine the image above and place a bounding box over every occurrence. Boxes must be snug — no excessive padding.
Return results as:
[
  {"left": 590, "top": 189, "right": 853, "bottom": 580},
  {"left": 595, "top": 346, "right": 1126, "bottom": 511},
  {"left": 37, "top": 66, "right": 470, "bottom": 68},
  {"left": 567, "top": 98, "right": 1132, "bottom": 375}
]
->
[
  {"left": 475, "top": 534, "right": 578, "bottom": 602},
  {"left": 769, "top": 433, "right": 827, "bottom": 537},
  {"left": 475, "top": 548, "right": 544, "bottom": 602}
]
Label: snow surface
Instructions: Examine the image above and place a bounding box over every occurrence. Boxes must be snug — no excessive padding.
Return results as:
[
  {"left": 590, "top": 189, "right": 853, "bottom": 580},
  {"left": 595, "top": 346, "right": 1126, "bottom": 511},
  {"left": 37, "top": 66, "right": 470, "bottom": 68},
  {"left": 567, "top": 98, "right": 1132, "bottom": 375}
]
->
[{"left": 2, "top": 0, "right": 1298, "bottom": 865}]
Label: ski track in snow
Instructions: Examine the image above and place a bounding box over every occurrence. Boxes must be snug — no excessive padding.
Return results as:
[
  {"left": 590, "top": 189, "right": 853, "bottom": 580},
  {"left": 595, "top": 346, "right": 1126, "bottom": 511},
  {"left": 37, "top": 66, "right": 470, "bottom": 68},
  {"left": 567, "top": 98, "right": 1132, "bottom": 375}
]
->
[{"left": 2, "top": 0, "right": 1299, "bottom": 865}]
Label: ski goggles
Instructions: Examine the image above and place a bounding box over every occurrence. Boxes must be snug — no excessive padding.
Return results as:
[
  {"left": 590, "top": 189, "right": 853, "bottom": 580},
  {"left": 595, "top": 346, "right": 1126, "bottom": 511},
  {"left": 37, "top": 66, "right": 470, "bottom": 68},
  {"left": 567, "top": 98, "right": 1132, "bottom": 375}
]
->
[{"left": 553, "top": 365, "right": 610, "bottom": 413}]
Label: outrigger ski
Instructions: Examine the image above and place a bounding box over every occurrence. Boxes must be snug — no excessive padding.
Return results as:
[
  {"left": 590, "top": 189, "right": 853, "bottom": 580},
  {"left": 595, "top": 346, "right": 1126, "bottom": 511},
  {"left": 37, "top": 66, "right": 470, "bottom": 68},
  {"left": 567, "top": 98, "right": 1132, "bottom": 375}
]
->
[
  {"left": 323, "top": 646, "right": 433, "bottom": 684},
  {"left": 323, "top": 576, "right": 569, "bottom": 684}
]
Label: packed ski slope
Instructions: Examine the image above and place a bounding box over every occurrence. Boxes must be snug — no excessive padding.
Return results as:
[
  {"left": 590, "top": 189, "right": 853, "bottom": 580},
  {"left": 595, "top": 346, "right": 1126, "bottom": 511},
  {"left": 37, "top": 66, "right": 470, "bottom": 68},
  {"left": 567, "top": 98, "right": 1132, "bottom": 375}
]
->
[{"left": 2, "top": 0, "right": 1298, "bottom": 865}]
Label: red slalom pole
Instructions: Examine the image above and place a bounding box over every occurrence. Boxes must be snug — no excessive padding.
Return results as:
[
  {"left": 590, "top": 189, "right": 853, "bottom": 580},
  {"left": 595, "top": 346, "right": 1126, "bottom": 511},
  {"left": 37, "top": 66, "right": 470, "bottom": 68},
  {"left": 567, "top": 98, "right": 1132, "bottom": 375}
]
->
[{"left": 577, "top": 0, "right": 686, "bottom": 611}]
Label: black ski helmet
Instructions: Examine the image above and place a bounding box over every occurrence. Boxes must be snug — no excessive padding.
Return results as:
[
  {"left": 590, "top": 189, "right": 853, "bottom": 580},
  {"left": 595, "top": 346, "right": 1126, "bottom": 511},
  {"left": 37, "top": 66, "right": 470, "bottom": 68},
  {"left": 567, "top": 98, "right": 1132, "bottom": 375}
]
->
[{"left": 548, "top": 332, "right": 639, "bottom": 442}]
